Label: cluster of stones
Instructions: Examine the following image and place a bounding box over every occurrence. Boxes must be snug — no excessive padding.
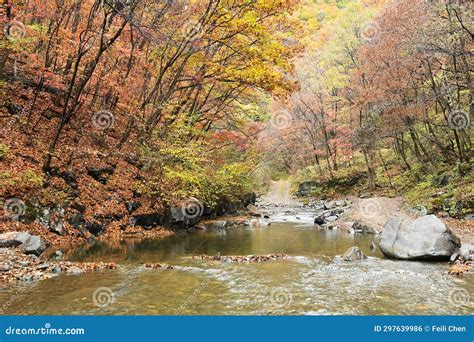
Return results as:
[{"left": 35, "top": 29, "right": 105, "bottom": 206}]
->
[{"left": 191, "top": 253, "right": 288, "bottom": 263}]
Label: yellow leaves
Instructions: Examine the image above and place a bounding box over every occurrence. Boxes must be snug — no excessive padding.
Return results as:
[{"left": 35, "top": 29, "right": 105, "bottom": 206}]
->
[
  {"left": 142, "top": 131, "right": 255, "bottom": 205},
  {"left": 296, "top": 0, "right": 382, "bottom": 93},
  {"left": 242, "top": 11, "right": 259, "bottom": 28}
]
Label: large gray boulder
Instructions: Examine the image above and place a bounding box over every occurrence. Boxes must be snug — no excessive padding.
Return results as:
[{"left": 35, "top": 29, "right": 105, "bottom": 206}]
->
[
  {"left": 380, "top": 215, "right": 460, "bottom": 261},
  {"left": 0, "top": 231, "right": 31, "bottom": 247},
  {"left": 20, "top": 235, "right": 47, "bottom": 256}
]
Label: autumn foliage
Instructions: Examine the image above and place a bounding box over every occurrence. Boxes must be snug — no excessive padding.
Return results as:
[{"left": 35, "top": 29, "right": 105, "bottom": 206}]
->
[
  {"left": 0, "top": 0, "right": 300, "bottom": 234},
  {"left": 260, "top": 0, "right": 472, "bottom": 209}
]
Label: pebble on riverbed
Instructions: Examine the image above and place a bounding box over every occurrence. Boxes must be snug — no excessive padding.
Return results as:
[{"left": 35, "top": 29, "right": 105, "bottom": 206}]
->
[
  {"left": 448, "top": 260, "right": 473, "bottom": 276},
  {"left": 190, "top": 253, "right": 288, "bottom": 263},
  {"left": 142, "top": 263, "right": 174, "bottom": 270},
  {"left": 341, "top": 246, "right": 367, "bottom": 262}
]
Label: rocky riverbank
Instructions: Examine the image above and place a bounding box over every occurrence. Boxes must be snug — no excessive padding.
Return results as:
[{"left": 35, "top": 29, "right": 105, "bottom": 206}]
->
[
  {"left": 255, "top": 191, "right": 473, "bottom": 276},
  {"left": 0, "top": 247, "right": 117, "bottom": 283},
  {"left": 0, "top": 198, "right": 257, "bottom": 283},
  {"left": 0, "top": 242, "right": 177, "bottom": 282},
  {"left": 0, "top": 192, "right": 256, "bottom": 249},
  {"left": 2, "top": 191, "right": 472, "bottom": 284},
  {"left": 305, "top": 196, "right": 473, "bottom": 275},
  {"left": 0, "top": 191, "right": 258, "bottom": 281}
]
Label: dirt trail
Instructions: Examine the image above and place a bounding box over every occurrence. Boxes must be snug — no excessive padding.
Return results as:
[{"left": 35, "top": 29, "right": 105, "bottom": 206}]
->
[{"left": 261, "top": 180, "right": 300, "bottom": 206}]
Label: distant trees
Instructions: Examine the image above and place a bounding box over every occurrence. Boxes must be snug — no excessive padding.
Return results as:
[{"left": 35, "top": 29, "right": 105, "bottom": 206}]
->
[
  {"left": 263, "top": 0, "right": 472, "bottom": 190},
  {"left": 350, "top": 0, "right": 472, "bottom": 186},
  {"left": 1, "top": 0, "right": 471, "bottom": 206},
  {"left": 1, "top": 0, "right": 299, "bottom": 208}
]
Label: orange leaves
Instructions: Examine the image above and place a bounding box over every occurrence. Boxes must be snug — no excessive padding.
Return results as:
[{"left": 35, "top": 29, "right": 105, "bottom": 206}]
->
[{"left": 210, "top": 130, "right": 248, "bottom": 151}]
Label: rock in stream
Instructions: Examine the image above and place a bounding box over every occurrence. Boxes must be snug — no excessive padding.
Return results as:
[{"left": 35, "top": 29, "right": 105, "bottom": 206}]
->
[{"left": 380, "top": 215, "right": 460, "bottom": 261}]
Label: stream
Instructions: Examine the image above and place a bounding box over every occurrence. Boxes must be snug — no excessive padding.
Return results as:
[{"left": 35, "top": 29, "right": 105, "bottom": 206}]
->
[{"left": 0, "top": 207, "right": 472, "bottom": 315}]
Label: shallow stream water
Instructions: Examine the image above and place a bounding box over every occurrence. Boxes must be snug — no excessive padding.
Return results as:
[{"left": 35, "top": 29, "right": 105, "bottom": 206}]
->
[{"left": 0, "top": 211, "right": 472, "bottom": 315}]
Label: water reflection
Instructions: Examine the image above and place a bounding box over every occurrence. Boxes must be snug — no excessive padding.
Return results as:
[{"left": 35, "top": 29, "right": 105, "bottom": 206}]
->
[{"left": 0, "top": 221, "right": 472, "bottom": 315}]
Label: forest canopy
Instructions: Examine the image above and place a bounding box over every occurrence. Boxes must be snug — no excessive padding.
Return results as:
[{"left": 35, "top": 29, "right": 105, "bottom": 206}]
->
[
  {"left": 0, "top": 0, "right": 472, "bottom": 231},
  {"left": 1, "top": 0, "right": 301, "bottom": 220}
]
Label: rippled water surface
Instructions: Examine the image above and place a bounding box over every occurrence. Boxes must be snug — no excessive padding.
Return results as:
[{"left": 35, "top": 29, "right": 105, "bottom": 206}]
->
[{"left": 1, "top": 213, "right": 472, "bottom": 315}]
